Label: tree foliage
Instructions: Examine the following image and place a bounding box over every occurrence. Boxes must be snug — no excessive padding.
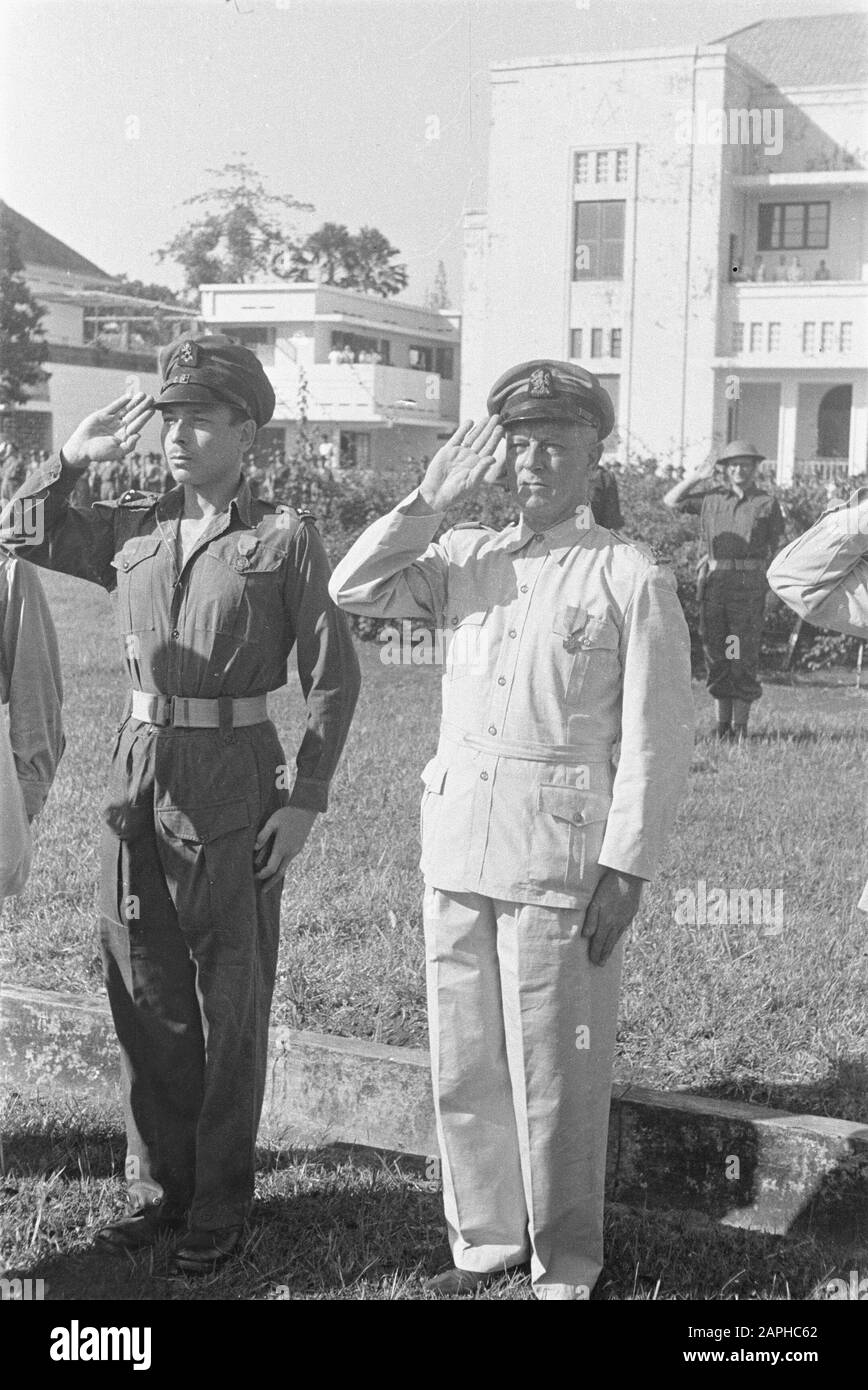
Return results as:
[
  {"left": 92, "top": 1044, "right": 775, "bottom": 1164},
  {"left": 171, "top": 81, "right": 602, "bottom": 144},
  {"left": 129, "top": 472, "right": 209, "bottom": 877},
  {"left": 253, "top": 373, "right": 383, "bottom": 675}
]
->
[
  {"left": 276, "top": 222, "right": 409, "bottom": 298},
  {"left": 112, "top": 276, "right": 185, "bottom": 306},
  {"left": 156, "top": 158, "right": 313, "bottom": 294},
  {"left": 0, "top": 204, "right": 48, "bottom": 407}
]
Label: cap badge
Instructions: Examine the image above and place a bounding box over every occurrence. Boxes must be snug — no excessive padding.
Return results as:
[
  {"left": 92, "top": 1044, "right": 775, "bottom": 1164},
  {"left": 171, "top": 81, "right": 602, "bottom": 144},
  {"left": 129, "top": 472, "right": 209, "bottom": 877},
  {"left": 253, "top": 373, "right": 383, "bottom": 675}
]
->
[
  {"left": 528, "top": 368, "right": 555, "bottom": 397},
  {"left": 178, "top": 341, "right": 199, "bottom": 367}
]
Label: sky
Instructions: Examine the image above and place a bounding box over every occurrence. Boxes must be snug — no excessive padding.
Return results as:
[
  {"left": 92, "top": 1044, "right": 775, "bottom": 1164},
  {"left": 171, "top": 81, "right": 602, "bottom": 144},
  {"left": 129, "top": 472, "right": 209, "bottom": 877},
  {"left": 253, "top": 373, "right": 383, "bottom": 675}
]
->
[{"left": 0, "top": 0, "right": 860, "bottom": 305}]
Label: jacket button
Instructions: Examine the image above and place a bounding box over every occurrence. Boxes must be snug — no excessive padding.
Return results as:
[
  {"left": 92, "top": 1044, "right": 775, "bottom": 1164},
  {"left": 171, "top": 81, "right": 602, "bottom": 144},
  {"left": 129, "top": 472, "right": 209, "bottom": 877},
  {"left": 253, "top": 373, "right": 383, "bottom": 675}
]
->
[
  {"left": 170, "top": 628, "right": 180, "bottom": 639},
  {"left": 520, "top": 584, "right": 528, "bottom": 593},
  {"left": 508, "top": 628, "right": 517, "bottom": 638},
  {"left": 451, "top": 616, "right": 459, "bottom": 626},
  {"left": 480, "top": 770, "right": 489, "bottom": 781},
  {"left": 122, "top": 560, "right": 130, "bottom": 571},
  {"left": 488, "top": 725, "right": 497, "bottom": 735},
  {"left": 497, "top": 676, "right": 506, "bottom": 686},
  {"left": 573, "top": 813, "right": 583, "bottom": 823}
]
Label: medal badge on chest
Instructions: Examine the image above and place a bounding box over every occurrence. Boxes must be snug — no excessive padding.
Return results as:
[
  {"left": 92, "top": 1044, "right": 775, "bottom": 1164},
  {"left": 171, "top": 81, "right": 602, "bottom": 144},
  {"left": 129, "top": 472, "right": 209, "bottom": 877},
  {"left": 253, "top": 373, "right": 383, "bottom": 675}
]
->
[{"left": 561, "top": 605, "right": 591, "bottom": 653}]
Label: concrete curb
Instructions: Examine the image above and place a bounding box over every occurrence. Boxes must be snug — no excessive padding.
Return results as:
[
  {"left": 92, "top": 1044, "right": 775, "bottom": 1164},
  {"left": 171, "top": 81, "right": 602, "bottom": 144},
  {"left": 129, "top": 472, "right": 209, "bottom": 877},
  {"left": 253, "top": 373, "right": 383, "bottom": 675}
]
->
[{"left": 2, "top": 984, "right": 867, "bottom": 1236}]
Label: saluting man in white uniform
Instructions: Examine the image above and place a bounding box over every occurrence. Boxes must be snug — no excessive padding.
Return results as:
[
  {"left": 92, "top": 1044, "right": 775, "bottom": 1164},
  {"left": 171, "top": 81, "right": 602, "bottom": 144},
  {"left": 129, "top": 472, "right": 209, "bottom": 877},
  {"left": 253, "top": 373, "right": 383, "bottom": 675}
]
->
[{"left": 330, "top": 361, "right": 695, "bottom": 1299}]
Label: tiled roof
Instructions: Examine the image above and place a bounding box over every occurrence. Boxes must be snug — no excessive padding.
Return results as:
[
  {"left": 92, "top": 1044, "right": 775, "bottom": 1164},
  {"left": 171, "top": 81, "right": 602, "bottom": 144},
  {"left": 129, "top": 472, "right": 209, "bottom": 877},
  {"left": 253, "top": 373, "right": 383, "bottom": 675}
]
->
[
  {"left": 0, "top": 200, "right": 112, "bottom": 280},
  {"left": 716, "top": 12, "right": 868, "bottom": 87}
]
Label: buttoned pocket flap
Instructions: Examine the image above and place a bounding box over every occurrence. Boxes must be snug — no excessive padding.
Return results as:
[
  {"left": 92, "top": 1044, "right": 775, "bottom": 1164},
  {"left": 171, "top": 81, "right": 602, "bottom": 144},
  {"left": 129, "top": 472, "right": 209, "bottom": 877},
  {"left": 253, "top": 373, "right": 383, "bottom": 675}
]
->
[
  {"left": 448, "top": 610, "right": 487, "bottom": 630},
  {"left": 583, "top": 615, "right": 619, "bottom": 650},
  {"left": 209, "top": 539, "right": 288, "bottom": 574},
  {"left": 536, "top": 785, "right": 611, "bottom": 826},
  {"left": 111, "top": 533, "right": 162, "bottom": 572},
  {"left": 552, "top": 605, "right": 590, "bottom": 638},
  {"left": 420, "top": 758, "right": 448, "bottom": 794},
  {"left": 157, "top": 799, "right": 251, "bottom": 843}
]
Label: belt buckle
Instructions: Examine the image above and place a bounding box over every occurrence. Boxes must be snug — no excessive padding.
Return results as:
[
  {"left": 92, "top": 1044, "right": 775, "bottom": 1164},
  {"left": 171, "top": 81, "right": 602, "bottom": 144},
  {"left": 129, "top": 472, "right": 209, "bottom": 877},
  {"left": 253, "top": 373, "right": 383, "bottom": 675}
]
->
[{"left": 158, "top": 695, "right": 174, "bottom": 727}]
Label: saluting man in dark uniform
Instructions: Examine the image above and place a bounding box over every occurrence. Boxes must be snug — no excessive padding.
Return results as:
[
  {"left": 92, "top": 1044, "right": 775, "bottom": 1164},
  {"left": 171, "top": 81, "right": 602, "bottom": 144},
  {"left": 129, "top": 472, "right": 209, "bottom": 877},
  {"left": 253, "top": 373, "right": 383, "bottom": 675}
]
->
[
  {"left": 664, "top": 440, "right": 785, "bottom": 739},
  {"left": 0, "top": 336, "right": 361, "bottom": 1272}
]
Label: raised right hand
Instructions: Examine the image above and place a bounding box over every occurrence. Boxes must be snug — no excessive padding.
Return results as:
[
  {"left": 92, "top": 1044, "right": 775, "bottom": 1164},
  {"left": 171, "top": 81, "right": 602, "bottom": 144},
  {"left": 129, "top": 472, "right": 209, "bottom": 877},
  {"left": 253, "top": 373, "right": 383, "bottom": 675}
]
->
[
  {"left": 419, "top": 416, "right": 504, "bottom": 512},
  {"left": 61, "top": 392, "right": 156, "bottom": 468}
]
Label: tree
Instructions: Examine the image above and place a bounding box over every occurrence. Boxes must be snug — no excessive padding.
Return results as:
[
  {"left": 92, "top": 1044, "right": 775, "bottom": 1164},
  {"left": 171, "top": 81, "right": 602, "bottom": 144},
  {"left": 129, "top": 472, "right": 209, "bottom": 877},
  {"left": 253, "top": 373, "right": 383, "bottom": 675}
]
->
[
  {"left": 112, "top": 276, "right": 185, "bottom": 306},
  {"left": 279, "top": 222, "right": 409, "bottom": 298},
  {"left": 156, "top": 158, "right": 313, "bottom": 295},
  {"left": 425, "top": 260, "right": 451, "bottom": 311},
  {"left": 0, "top": 204, "right": 48, "bottom": 407}
]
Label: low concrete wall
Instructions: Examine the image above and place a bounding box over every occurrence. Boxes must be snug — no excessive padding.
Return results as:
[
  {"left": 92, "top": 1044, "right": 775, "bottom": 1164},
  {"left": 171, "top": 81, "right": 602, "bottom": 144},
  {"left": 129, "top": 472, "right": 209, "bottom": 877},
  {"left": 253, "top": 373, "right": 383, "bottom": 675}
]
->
[{"left": 2, "top": 984, "right": 867, "bottom": 1236}]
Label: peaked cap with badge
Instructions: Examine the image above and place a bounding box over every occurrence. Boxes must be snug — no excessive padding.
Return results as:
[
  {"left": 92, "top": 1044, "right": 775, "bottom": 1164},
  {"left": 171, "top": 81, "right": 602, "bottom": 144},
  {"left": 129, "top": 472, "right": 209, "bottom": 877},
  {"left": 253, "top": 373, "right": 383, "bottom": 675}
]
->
[
  {"left": 487, "top": 359, "right": 615, "bottom": 440},
  {"left": 155, "top": 334, "right": 276, "bottom": 429}
]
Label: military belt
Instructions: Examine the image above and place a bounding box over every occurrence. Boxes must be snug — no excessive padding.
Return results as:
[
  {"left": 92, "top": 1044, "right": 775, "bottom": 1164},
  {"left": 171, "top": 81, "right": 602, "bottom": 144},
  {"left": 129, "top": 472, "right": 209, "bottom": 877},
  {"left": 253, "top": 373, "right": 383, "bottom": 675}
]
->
[
  {"left": 441, "top": 721, "right": 614, "bottom": 764},
  {"left": 131, "top": 691, "right": 269, "bottom": 729},
  {"left": 707, "top": 559, "right": 766, "bottom": 572}
]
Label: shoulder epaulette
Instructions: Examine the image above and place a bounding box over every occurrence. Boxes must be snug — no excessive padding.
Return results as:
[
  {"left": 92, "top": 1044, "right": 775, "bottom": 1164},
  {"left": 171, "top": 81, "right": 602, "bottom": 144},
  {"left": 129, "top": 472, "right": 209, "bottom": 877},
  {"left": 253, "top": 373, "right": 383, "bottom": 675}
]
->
[
  {"left": 609, "top": 530, "right": 659, "bottom": 563},
  {"left": 451, "top": 520, "right": 496, "bottom": 532}
]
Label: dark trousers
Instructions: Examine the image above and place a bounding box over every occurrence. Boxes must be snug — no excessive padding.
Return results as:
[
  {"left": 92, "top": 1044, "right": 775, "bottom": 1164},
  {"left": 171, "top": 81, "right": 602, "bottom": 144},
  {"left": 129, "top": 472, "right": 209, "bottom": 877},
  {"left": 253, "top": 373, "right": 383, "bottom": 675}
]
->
[
  {"left": 98, "top": 722, "right": 283, "bottom": 1230},
  {"left": 700, "top": 573, "right": 766, "bottom": 704}
]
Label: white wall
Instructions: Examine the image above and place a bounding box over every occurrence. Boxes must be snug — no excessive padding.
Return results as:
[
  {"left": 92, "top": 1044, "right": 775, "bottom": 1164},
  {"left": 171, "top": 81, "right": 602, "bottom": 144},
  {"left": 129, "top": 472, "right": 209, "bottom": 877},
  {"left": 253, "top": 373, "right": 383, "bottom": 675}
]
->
[{"left": 46, "top": 362, "right": 163, "bottom": 455}]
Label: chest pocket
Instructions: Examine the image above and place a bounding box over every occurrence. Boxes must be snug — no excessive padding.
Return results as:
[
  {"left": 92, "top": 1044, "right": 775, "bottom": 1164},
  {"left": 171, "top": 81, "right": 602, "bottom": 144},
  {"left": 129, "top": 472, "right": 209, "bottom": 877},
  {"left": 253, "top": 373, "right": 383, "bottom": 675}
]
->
[
  {"left": 193, "top": 539, "right": 290, "bottom": 641},
  {"left": 445, "top": 609, "right": 488, "bottom": 682},
  {"left": 111, "top": 533, "right": 163, "bottom": 634},
  {"left": 552, "top": 608, "right": 620, "bottom": 703}
]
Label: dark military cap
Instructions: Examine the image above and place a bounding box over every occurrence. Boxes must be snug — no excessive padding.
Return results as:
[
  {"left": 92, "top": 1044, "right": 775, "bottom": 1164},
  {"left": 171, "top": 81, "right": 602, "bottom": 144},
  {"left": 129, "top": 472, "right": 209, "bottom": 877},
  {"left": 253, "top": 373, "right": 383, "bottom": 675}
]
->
[
  {"left": 717, "top": 439, "right": 764, "bottom": 464},
  {"left": 155, "top": 334, "right": 276, "bottom": 429},
  {"left": 487, "top": 359, "right": 615, "bottom": 440}
]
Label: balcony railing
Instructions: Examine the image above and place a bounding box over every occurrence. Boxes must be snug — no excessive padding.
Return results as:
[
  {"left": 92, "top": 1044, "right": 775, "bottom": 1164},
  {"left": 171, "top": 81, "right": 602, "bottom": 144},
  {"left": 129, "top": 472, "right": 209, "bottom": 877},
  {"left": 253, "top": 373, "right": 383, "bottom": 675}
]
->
[{"left": 268, "top": 361, "right": 459, "bottom": 423}]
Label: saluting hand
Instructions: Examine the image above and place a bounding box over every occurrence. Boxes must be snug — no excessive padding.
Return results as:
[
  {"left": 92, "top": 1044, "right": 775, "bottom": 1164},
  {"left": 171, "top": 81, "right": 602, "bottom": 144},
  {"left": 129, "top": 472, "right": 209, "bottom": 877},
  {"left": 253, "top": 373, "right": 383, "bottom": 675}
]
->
[
  {"left": 61, "top": 392, "right": 156, "bottom": 469},
  {"left": 419, "top": 415, "right": 505, "bottom": 512},
  {"left": 582, "top": 868, "right": 644, "bottom": 965}
]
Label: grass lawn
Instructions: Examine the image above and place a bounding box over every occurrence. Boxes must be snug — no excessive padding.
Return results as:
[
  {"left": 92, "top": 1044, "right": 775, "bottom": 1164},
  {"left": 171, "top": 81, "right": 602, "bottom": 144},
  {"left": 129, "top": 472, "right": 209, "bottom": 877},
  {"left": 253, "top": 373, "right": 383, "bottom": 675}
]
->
[
  {"left": 0, "top": 1094, "right": 862, "bottom": 1301},
  {"left": 2, "top": 568, "right": 867, "bottom": 1125}
]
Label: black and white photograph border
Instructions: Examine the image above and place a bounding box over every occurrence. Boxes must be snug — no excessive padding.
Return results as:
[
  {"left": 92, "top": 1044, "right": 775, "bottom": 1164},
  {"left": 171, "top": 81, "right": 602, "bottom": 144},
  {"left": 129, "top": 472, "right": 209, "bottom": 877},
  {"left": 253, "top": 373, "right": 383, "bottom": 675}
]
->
[{"left": 0, "top": 0, "right": 866, "bottom": 1347}]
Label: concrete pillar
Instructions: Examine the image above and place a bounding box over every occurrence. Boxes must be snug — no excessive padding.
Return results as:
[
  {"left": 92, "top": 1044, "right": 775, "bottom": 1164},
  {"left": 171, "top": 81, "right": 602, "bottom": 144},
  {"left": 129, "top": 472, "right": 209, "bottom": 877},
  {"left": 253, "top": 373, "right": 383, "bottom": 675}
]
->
[
  {"left": 776, "top": 377, "right": 798, "bottom": 486},
  {"left": 848, "top": 376, "right": 868, "bottom": 477}
]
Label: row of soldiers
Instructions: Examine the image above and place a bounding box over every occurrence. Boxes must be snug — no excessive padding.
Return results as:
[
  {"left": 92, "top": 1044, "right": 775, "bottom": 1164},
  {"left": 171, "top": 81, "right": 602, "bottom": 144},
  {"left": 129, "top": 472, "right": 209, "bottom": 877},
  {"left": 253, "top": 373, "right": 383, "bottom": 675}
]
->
[{"left": 0, "top": 338, "right": 862, "bottom": 1299}]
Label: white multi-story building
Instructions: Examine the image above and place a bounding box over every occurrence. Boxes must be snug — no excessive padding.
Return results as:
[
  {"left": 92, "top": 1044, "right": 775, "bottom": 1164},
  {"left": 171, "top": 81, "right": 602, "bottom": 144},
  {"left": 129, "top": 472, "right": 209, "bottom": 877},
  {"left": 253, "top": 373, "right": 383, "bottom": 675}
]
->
[
  {"left": 461, "top": 12, "right": 868, "bottom": 482},
  {"left": 1, "top": 201, "right": 191, "bottom": 455},
  {"left": 199, "top": 282, "right": 460, "bottom": 470}
]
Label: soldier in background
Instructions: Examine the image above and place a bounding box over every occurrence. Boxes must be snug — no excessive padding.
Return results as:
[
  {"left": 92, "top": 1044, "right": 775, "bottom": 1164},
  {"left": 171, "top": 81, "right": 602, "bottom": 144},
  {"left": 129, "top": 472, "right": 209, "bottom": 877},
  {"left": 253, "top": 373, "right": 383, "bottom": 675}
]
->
[
  {"left": 0, "top": 553, "right": 64, "bottom": 908},
  {"left": 767, "top": 488, "right": 868, "bottom": 911},
  {"left": 664, "top": 440, "right": 785, "bottom": 740}
]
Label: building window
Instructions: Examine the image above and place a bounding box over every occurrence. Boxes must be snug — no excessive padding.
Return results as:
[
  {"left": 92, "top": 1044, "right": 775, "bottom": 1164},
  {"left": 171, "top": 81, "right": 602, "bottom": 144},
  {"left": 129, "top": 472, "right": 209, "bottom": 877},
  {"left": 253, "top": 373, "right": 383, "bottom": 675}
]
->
[
  {"left": 758, "top": 202, "right": 830, "bottom": 251},
  {"left": 339, "top": 431, "right": 371, "bottom": 468},
  {"left": 575, "top": 152, "right": 589, "bottom": 184},
  {"left": 732, "top": 323, "right": 744, "bottom": 353},
  {"left": 840, "top": 322, "right": 852, "bottom": 352},
  {"left": 573, "top": 200, "right": 625, "bottom": 280},
  {"left": 820, "top": 322, "right": 834, "bottom": 353},
  {"left": 590, "top": 328, "right": 603, "bottom": 357},
  {"left": 434, "top": 347, "right": 454, "bottom": 380},
  {"left": 610, "top": 328, "right": 622, "bottom": 358},
  {"left": 408, "top": 344, "right": 434, "bottom": 371},
  {"left": 595, "top": 150, "right": 610, "bottom": 182},
  {"left": 749, "top": 322, "right": 763, "bottom": 352},
  {"left": 802, "top": 322, "right": 816, "bottom": 354},
  {"left": 615, "top": 149, "right": 628, "bottom": 182},
  {"left": 767, "top": 322, "right": 781, "bottom": 351},
  {"left": 569, "top": 328, "right": 583, "bottom": 359},
  {"left": 329, "top": 331, "right": 387, "bottom": 363}
]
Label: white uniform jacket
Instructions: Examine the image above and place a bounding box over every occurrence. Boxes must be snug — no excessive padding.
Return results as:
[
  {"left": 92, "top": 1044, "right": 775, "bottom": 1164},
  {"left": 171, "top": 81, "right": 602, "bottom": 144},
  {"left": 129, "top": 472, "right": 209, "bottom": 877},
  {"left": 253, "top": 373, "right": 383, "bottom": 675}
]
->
[
  {"left": 330, "top": 492, "right": 695, "bottom": 909},
  {"left": 767, "top": 488, "right": 868, "bottom": 912}
]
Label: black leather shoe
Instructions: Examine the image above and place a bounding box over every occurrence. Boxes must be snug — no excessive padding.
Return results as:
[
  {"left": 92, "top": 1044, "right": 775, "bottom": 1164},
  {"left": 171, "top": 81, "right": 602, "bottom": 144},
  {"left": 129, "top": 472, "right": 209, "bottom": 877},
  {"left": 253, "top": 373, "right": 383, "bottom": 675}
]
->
[
  {"left": 171, "top": 1226, "right": 243, "bottom": 1274},
  {"left": 95, "top": 1205, "right": 186, "bottom": 1254},
  {"left": 424, "top": 1266, "right": 493, "bottom": 1296}
]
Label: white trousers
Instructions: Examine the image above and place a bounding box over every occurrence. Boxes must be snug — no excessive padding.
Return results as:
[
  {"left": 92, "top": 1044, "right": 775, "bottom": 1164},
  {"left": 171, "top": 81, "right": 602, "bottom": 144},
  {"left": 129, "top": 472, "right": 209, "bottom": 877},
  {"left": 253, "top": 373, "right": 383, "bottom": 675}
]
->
[{"left": 423, "top": 887, "right": 624, "bottom": 1300}]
